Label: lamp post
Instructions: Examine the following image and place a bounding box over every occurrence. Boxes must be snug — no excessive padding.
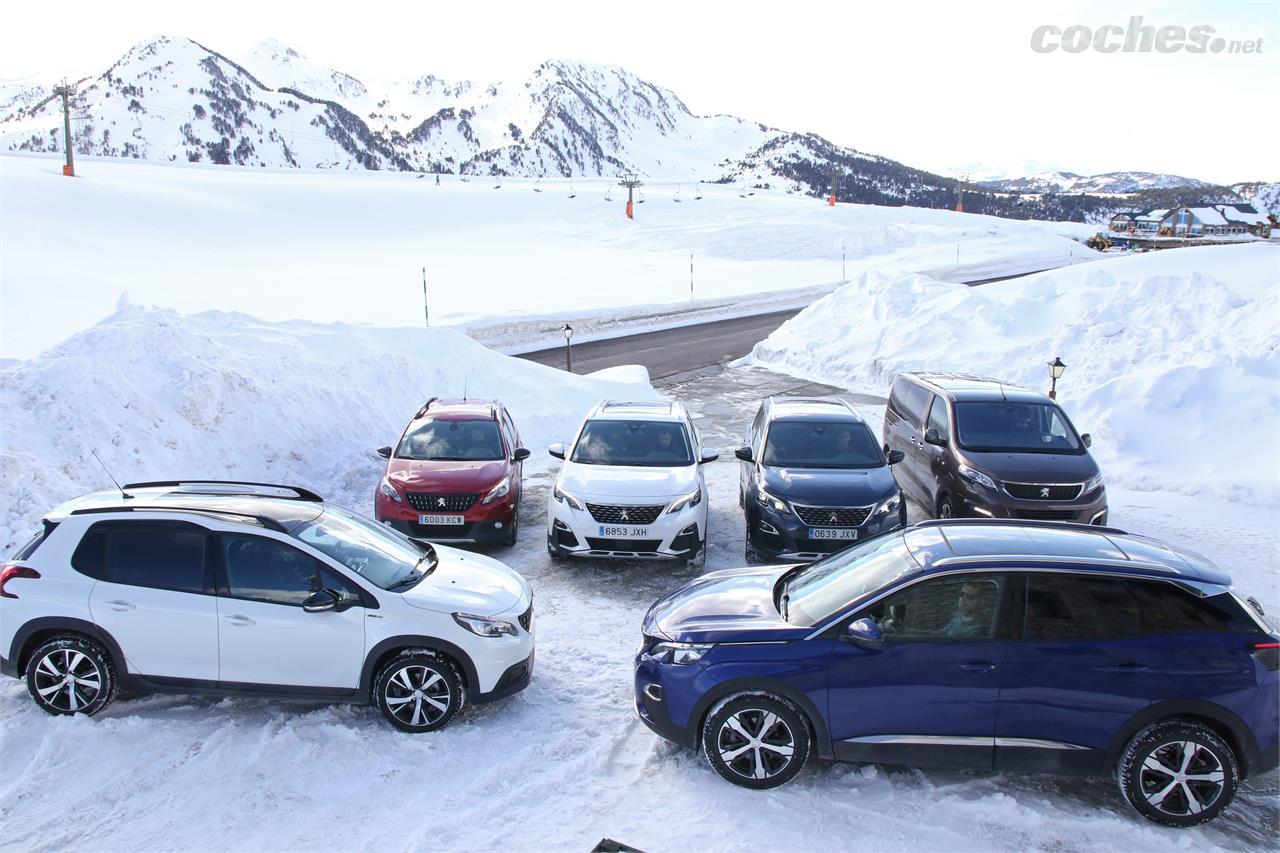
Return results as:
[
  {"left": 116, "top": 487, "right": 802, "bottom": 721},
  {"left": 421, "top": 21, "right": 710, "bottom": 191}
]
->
[
  {"left": 1047, "top": 357, "right": 1066, "bottom": 400},
  {"left": 562, "top": 323, "right": 574, "bottom": 373}
]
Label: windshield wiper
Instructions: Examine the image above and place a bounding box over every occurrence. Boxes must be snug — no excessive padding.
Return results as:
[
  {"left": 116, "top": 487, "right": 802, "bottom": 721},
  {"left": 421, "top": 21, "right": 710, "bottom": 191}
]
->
[{"left": 388, "top": 554, "right": 436, "bottom": 590}]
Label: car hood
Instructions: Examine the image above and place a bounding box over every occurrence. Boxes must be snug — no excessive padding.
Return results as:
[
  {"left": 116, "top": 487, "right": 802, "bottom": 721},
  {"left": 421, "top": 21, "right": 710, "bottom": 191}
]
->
[
  {"left": 960, "top": 449, "right": 1099, "bottom": 484},
  {"left": 761, "top": 464, "right": 898, "bottom": 504},
  {"left": 642, "top": 565, "right": 810, "bottom": 643},
  {"left": 401, "top": 545, "right": 528, "bottom": 615},
  {"left": 559, "top": 460, "right": 699, "bottom": 501},
  {"left": 387, "top": 458, "right": 508, "bottom": 492}
]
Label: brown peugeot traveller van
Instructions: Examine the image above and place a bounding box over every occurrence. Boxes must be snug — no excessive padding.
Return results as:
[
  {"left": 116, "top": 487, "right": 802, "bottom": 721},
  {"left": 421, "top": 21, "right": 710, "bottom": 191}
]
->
[{"left": 883, "top": 372, "right": 1107, "bottom": 523}]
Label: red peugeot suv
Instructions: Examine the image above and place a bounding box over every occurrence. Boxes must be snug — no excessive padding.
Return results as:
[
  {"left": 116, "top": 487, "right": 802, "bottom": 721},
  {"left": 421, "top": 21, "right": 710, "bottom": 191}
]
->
[{"left": 375, "top": 398, "right": 530, "bottom": 547}]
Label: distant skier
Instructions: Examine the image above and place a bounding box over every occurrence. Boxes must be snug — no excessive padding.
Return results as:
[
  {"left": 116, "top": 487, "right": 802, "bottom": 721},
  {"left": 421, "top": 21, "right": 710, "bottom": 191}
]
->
[{"left": 435, "top": 173, "right": 441, "bottom": 186}]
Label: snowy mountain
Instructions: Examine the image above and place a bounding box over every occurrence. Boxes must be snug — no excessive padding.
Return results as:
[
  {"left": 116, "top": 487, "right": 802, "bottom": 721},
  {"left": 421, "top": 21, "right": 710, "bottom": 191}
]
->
[
  {"left": 978, "top": 170, "right": 1214, "bottom": 195},
  {"left": 1230, "top": 181, "right": 1280, "bottom": 217}
]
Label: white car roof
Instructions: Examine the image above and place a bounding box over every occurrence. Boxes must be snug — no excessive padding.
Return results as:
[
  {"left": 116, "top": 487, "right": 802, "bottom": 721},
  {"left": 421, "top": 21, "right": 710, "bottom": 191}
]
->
[{"left": 589, "top": 400, "right": 686, "bottom": 421}]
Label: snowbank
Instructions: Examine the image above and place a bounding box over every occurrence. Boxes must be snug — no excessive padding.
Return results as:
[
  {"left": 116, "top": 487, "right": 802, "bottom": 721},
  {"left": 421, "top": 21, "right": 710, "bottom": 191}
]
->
[
  {"left": 0, "top": 305, "right": 657, "bottom": 551},
  {"left": 749, "top": 243, "right": 1280, "bottom": 505}
]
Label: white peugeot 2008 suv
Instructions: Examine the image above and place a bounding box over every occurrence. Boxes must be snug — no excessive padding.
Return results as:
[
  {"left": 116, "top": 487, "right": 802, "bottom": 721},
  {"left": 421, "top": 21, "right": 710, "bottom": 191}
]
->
[
  {"left": 546, "top": 401, "right": 718, "bottom": 566},
  {"left": 0, "top": 481, "right": 534, "bottom": 732}
]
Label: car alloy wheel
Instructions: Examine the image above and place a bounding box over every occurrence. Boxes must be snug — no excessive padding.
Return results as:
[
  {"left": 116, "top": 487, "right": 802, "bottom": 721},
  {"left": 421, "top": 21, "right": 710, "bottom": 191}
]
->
[
  {"left": 26, "top": 636, "right": 117, "bottom": 717},
  {"left": 375, "top": 653, "right": 463, "bottom": 732},
  {"left": 702, "top": 694, "right": 810, "bottom": 789},
  {"left": 1118, "top": 721, "right": 1238, "bottom": 827}
]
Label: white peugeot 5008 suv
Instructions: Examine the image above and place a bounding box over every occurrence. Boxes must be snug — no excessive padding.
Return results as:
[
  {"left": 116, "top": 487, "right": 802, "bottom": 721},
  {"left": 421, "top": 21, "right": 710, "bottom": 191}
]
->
[
  {"left": 546, "top": 401, "right": 718, "bottom": 565},
  {"left": 0, "top": 481, "right": 534, "bottom": 731}
]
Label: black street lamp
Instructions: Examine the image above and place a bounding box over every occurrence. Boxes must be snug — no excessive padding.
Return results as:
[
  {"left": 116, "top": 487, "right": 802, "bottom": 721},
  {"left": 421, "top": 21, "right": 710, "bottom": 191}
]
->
[
  {"left": 1047, "top": 357, "right": 1066, "bottom": 399},
  {"left": 562, "top": 323, "right": 574, "bottom": 373}
]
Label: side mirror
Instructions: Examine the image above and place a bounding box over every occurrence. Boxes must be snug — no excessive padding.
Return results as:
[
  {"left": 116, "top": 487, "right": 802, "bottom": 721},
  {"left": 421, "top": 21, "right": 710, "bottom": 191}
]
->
[
  {"left": 842, "top": 617, "right": 884, "bottom": 651},
  {"left": 1081, "top": 433, "right": 1092, "bottom": 448},
  {"left": 924, "top": 428, "right": 947, "bottom": 447},
  {"left": 376, "top": 445, "right": 392, "bottom": 459},
  {"left": 303, "top": 589, "right": 339, "bottom": 613},
  {"left": 700, "top": 447, "right": 720, "bottom": 464},
  {"left": 512, "top": 447, "right": 531, "bottom": 462},
  {"left": 734, "top": 446, "right": 753, "bottom": 462},
  {"left": 886, "top": 449, "right": 905, "bottom": 465},
  {"left": 548, "top": 443, "right": 566, "bottom": 460}
]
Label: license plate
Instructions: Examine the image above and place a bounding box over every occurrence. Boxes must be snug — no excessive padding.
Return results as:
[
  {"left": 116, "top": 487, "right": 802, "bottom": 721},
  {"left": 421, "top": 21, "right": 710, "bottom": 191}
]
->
[
  {"left": 419, "top": 514, "right": 465, "bottom": 525},
  {"left": 810, "top": 528, "right": 859, "bottom": 541},
  {"left": 599, "top": 525, "right": 649, "bottom": 537}
]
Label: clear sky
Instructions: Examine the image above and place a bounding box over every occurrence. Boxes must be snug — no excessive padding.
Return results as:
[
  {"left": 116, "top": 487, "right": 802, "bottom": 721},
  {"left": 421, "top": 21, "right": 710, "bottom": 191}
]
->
[{"left": 3, "top": 0, "right": 1276, "bottom": 183}]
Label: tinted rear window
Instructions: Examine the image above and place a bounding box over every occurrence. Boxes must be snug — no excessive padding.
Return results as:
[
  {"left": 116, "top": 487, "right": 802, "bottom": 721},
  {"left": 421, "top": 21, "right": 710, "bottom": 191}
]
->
[
  {"left": 73, "top": 521, "right": 209, "bottom": 593},
  {"left": 1022, "top": 574, "right": 1141, "bottom": 640},
  {"left": 1130, "top": 581, "right": 1261, "bottom": 634},
  {"left": 11, "top": 522, "right": 58, "bottom": 560}
]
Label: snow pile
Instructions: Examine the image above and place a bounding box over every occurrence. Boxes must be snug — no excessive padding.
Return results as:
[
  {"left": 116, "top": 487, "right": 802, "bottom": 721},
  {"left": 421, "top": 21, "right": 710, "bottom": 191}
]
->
[
  {"left": 750, "top": 243, "right": 1280, "bottom": 505},
  {"left": 0, "top": 305, "right": 657, "bottom": 551}
]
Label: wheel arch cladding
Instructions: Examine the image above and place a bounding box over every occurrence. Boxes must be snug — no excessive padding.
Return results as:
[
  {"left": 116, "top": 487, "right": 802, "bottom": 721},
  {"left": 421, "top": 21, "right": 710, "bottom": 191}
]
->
[
  {"left": 361, "top": 635, "right": 479, "bottom": 695},
  {"left": 12, "top": 617, "right": 127, "bottom": 677},
  {"left": 1106, "top": 700, "right": 1258, "bottom": 778},
  {"left": 691, "top": 676, "right": 833, "bottom": 759}
]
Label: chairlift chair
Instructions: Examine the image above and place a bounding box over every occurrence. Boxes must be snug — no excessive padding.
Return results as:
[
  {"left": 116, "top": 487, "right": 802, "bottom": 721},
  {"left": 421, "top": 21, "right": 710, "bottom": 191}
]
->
[
  {"left": 695, "top": 182, "right": 703, "bottom": 200},
  {"left": 673, "top": 184, "right": 682, "bottom": 203},
  {"left": 568, "top": 180, "right": 577, "bottom": 199},
  {"left": 637, "top": 191, "right": 646, "bottom": 204}
]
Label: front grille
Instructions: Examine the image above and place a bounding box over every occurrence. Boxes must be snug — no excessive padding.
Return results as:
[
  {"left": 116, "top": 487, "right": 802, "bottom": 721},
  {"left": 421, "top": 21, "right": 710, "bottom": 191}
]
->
[
  {"left": 518, "top": 602, "right": 533, "bottom": 632},
  {"left": 1003, "top": 482, "right": 1083, "bottom": 501},
  {"left": 586, "top": 503, "right": 665, "bottom": 525},
  {"left": 585, "top": 537, "right": 663, "bottom": 552},
  {"left": 1014, "top": 509, "right": 1079, "bottom": 521},
  {"left": 406, "top": 493, "right": 478, "bottom": 512},
  {"left": 793, "top": 504, "right": 873, "bottom": 527}
]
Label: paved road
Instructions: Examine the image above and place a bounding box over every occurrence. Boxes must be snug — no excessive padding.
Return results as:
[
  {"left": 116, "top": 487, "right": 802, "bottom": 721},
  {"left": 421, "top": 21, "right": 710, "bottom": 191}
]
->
[{"left": 516, "top": 267, "right": 1060, "bottom": 378}]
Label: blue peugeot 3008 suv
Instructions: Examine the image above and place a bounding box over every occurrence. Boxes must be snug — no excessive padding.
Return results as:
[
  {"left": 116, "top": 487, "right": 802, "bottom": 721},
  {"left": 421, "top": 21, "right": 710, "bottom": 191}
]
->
[{"left": 634, "top": 519, "right": 1278, "bottom": 827}]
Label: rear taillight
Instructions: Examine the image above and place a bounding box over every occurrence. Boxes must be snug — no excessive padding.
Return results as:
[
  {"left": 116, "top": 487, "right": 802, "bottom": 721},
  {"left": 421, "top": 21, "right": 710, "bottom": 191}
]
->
[
  {"left": 0, "top": 564, "right": 41, "bottom": 599},
  {"left": 1252, "top": 641, "right": 1280, "bottom": 672}
]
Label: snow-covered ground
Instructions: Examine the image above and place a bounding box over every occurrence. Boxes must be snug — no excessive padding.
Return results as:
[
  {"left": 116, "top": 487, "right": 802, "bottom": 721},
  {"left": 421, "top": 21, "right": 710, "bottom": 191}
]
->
[
  {"left": 749, "top": 243, "right": 1280, "bottom": 509},
  {"left": 0, "top": 153, "right": 1099, "bottom": 360}
]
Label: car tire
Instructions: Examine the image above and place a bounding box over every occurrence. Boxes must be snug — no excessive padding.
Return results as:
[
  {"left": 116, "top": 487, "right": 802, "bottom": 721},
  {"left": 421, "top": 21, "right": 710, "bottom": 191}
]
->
[
  {"left": 685, "top": 539, "right": 707, "bottom": 571},
  {"left": 26, "top": 635, "right": 117, "bottom": 717},
  {"left": 936, "top": 493, "right": 958, "bottom": 520},
  {"left": 547, "top": 536, "right": 567, "bottom": 561},
  {"left": 1117, "top": 720, "right": 1238, "bottom": 827},
  {"left": 702, "top": 692, "right": 811, "bottom": 790},
  {"left": 374, "top": 651, "right": 465, "bottom": 733},
  {"left": 744, "top": 530, "right": 760, "bottom": 565},
  {"left": 501, "top": 513, "right": 519, "bottom": 547}
]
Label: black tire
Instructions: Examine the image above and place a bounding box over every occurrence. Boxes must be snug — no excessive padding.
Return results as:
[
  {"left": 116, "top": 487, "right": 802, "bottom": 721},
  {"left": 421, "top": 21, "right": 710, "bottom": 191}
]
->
[
  {"left": 684, "top": 539, "right": 707, "bottom": 571},
  {"left": 26, "top": 635, "right": 117, "bottom": 717},
  {"left": 1117, "top": 720, "right": 1238, "bottom": 827},
  {"left": 702, "top": 693, "right": 811, "bottom": 789},
  {"left": 373, "top": 651, "right": 464, "bottom": 733},
  {"left": 936, "top": 493, "right": 958, "bottom": 520},
  {"left": 744, "top": 529, "right": 760, "bottom": 565},
  {"left": 547, "top": 535, "right": 567, "bottom": 561},
  {"left": 501, "top": 513, "right": 518, "bottom": 547}
]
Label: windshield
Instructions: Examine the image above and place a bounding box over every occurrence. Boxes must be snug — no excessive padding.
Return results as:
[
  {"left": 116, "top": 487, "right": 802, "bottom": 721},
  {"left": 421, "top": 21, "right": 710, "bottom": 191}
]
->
[
  {"left": 763, "top": 421, "right": 882, "bottom": 469},
  {"left": 570, "top": 419, "right": 694, "bottom": 466},
  {"left": 781, "top": 533, "right": 917, "bottom": 626},
  {"left": 397, "top": 419, "right": 504, "bottom": 461},
  {"left": 292, "top": 506, "right": 435, "bottom": 590},
  {"left": 954, "top": 402, "right": 1083, "bottom": 454}
]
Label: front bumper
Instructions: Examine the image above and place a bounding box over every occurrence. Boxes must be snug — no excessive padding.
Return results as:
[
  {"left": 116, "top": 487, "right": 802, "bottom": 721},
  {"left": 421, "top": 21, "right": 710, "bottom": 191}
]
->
[
  {"left": 474, "top": 651, "right": 534, "bottom": 703},
  {"left": 547, "top": 497, "right": 704, "bottom": 560},
  {"left": 748, "top": 499, "right": 905, "bottom": 562},
  {"left": 957, "top": 483, "right": 1108, "bottom": 525},
  {"left": 377, "top": 491, "right": 518, "bottom": 544},
  {"left": 633, "top": 650, "right": 700, "bottom": 749}
]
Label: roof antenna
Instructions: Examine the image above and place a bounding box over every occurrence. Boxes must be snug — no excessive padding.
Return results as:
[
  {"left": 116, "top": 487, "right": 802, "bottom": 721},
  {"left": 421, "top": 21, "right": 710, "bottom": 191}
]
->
[{"left": 90, "top": 450, "right": 128, "bottom": 499}]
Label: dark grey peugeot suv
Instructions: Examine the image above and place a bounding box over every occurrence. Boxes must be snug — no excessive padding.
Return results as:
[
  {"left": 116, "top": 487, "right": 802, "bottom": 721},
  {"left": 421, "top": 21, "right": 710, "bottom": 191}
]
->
[{"left": 883, "top": 372, "right": 1107, "bottom": 523}]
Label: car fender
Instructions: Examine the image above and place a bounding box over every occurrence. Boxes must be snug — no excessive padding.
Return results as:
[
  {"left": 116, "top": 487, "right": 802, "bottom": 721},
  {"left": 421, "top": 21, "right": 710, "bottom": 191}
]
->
[
  {"left": 360, "top": 634, "right": 481, "bottom": 695},
  {"left": 688, "top": 675, "right": 834, "bottom": 759},
  {"left": 1105, "top": 699, "right": 1261, "bottom": 778},
  {"left": 9, "top": 616, "right": 129, "bottom": 676}
]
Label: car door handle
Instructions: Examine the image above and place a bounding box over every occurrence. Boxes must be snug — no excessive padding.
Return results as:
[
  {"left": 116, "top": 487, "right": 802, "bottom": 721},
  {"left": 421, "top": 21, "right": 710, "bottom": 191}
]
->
[
  {"left": 105, "top": 599, "right": 135, "bottom": 612},
  {"left": 225, "top": 615, "right": 256, "bottom": 626},
  {"left": 958, "top": 660, "right": 995, "bottom": 672},
  {"left": 1095, "top": 661, "right": 1148, "bottom": 673}
]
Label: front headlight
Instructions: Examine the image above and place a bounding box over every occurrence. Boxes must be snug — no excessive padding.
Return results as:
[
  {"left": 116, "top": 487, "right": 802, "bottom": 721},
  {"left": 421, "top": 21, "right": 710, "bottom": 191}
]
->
[
  {"left": 553, "top": 483, "right": 584, "bottom": 511},
  {"left": 651, "top": 641, "right": 713, "bottom": 664},
  {"left": 452, "top": 612, "right": 518, "bottom": 637},
  {"left": 668, "top": 487, "right": 702, "bottom": 514},
  {"left": 756, "top": 487, "right": 789, "bottom": 513},
  {"left": 482, "top": 476, "right": 511, "bottom": 504},
  {"left": 957, "top": 463, "right": 997, "bottom": 491},
  {"left": 379, "top": 478, "right": 402, "bottom": 503},
  {"left": 1085, "top": 471, "right": 1105, "bottom": 493},
  {"left": 875, "top": 492, "right": 902, "bottom": 516}
]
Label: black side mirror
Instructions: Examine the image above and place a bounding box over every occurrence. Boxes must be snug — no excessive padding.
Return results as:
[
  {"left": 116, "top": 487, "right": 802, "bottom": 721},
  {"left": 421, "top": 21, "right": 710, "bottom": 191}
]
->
[
  {"left": 734, "top": 446, "right": 753, "bottom": 462},
  {"left": 376, "top": 445, "right": 392, "bottom": 459},
  {"left": 924, "top": 428, "right": 947, "bottom": 447},
  {"left": 548, "top": 443, "right": 566, "bottom": 460},
  {"left": 303, "top": 589, "right": 339, "bottom": 613},
  {"left": 842, "top": 617, "right": 884, "bottom": 651},
  {"left": 1081, "top": 433, "right": 1092, "bottom": 448},
  {"left": 512, "top": 447, "right": 531, "bottom": 462},
  {"left": 886, "top": 449, "right": 905, "bottom": 465}
]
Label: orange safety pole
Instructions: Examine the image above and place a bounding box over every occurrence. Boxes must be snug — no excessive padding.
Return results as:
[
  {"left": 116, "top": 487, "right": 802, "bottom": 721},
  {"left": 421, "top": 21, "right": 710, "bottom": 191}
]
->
[
  {"left": 626, "top": 199, "right": 634, "bottom": 219},
  {"left": 827, "top": 194, "right": 836, "bottom": 206}
]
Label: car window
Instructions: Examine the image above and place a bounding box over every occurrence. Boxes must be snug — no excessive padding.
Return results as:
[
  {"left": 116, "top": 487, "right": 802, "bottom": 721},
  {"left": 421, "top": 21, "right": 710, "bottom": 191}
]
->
[
  {"left": 103, "top": 522, "right": 208, "bottom": 594},
  {"left": 953, "top": 402, "right": 1083, "bottom": 454},
  {"left": 762, "top": 421, "right": 882, "bottom": 469},
  {"left": 1129, "top": 580, "right": 1261, "bottom": 634},
  {"left": 220, "top": 533, "right": 363, "bottom": 607},
  {"left": 867, "top": 575, "right": 1004, "bottom": 641},
  {"left": 501, "top": 410, "right": 519, "bottom": 450},
  {"left": 784, "top": 534, "right": 918, "bottom": 626},
  {"left": 570, "top": 419, "right": 694, "bottom": 466},
  {"left": 1022, "top": 574, "right": 1140, "bottom": 640},
  {"left": 926, "top": 396, "right": 949, "bottom": 440},
  {"left": 397, "top": 418, "right": 504, "bottom": 461},
  {"left": 892, "top": 381, "right": 930, "bottom": 424}
]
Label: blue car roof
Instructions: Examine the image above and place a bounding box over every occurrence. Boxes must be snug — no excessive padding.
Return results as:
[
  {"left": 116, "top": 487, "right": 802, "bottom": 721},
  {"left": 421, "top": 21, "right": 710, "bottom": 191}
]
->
[{"left": 902, "top": 521, "right": 1231, "bottom": 587}]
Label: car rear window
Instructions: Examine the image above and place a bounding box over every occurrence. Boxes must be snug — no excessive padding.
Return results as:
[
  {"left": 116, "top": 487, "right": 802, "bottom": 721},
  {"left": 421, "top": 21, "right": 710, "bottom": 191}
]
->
[{"left": 11, "top": 521, "right": 58, "bottom": 560}]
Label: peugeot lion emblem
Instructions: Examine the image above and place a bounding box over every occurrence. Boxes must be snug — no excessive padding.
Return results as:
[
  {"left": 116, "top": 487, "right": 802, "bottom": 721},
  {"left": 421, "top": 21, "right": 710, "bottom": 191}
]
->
[
  {"left": 1040, "top": 487, "right": 1051, "bottom": 498},
  {"left": 621, "top": 509, "right": 630, "bottom": 521},
  {"left": 437, "top": 497, "right": 446, "bottom": 507},
  {"left": 830, "top": 513, "right": 839, "bottom": 523}
]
